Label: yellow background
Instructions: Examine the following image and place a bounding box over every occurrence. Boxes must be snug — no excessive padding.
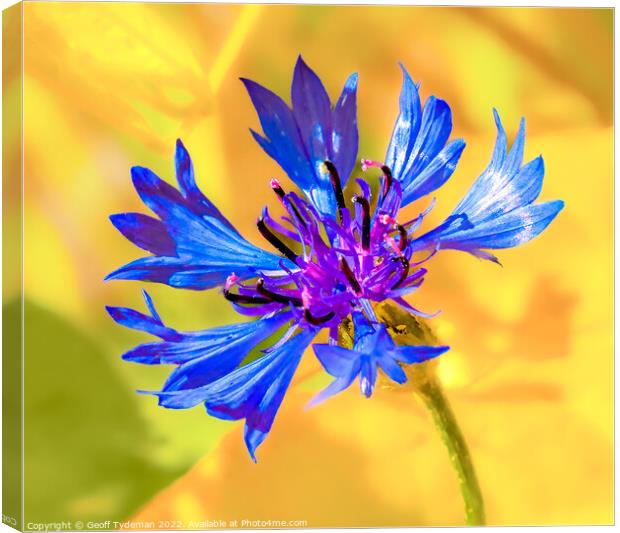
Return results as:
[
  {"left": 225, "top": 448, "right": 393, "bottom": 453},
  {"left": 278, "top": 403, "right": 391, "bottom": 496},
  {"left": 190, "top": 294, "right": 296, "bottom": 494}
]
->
[{"left": 8, "top": 2, "right": 614, "bottom": 526}]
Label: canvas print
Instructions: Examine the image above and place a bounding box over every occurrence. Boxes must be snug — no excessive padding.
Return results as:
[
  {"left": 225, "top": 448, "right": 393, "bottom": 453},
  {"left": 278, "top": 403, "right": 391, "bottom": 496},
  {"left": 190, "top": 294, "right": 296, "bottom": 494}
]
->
[{"left": 2, "top": 2, "right": 613, "bottom": 529}]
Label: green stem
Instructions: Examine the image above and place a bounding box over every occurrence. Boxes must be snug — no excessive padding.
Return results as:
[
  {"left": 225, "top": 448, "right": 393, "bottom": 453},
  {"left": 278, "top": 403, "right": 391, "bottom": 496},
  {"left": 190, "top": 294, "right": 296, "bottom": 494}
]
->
[{"left": 416, "top": 376, "right": 486, "bottom": 526}]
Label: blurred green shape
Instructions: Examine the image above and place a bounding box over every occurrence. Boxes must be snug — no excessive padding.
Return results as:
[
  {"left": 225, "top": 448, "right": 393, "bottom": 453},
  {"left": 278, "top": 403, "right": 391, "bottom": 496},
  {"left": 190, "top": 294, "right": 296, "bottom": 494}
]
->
[
  {"left": 18, "top": 299, "right": 185, "bottom": 524},
  {"left": 3, "top": 300, "right": 22, "bottom": 529}
]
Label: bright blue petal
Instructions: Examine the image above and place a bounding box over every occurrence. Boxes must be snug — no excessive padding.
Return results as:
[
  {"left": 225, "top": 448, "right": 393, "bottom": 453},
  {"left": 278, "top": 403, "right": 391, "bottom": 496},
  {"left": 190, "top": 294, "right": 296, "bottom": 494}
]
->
[
  {"left": 244, "top": 426, "right": 268, "bottom": 463},
  {"left": 291, "top": 56, "right": 333, "bottom": 165},
  {"left": 156, "top": 329, "right": 316, "bottom": 460},
  {"left": 160, "top": 315, "right": 291, "bottom": 392},
  {"left": 174, "top": 139, "right": 236, "bottom": 230},
  {"left": 107, "top": 144, "right": 289, "bottom": 289},
  {"left": 306, "top": 374, "right": 359, "bottom": 408},
  {"left": 108, "top": 294, "right": 291, "bottom": 369},
  {"left": 400, "top": 96, "right": 452, "bottom": 180},
  {"left": 244, "top": 57, "right": 359, "bottom": 217},
  {"left": 440, "top": 200, "right": 564, "bottom": 250},
  {"left": 109, "top": 213, "right": 176, "bottom": 256},
  {"left": 242, "top": 76, "right": 316, "bottom": 193},
  {"left": 452, "top": 113, "right": 540, "bottom": 220},
  {"left": 332, "top": 72, "right": 359, "bottom": 185},
  {"left": 376, "top": 356, "right": 408, "bottom": 384},
  {"left": 401, "top": 139, "right": 466, "bottom": 204},
  {"left": 141, "top": 289, "right": 161, "bottom": 322},
  {"left": 385, "top": 64, "right": 422, "bottom": 178},
  {"left": 107, "top": 255, "right": 275, "bottom": 290},
  {"left": 129, "top": 314, "right": 290, "bottom": 367},
  {"left": 393, "top": 345, "right": 450, "bottom": 364},
  {"left": 313, "top": 344, "right": 361, "bottom": 377},
  {"left": 312, "top": 314, "right": 448, "bottom": 403},
  {"left": 386, "top": 65, "right": 465, "bottom": 206},
  {"left": 358, "top": 356, "right": 377, "bottom": 398},
  {"left": 106, "top": 301, "right": 179, "bottom": 342},
  {"left": 411, "top": 111, "right": 563, "bottom": 257}
]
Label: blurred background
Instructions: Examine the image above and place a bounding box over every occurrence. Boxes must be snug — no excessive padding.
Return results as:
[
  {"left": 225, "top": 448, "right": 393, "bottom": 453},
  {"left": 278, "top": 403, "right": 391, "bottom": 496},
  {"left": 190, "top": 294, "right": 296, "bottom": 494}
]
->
[{"left": 5, "top": 3, "right": 612, "bottom": 526}]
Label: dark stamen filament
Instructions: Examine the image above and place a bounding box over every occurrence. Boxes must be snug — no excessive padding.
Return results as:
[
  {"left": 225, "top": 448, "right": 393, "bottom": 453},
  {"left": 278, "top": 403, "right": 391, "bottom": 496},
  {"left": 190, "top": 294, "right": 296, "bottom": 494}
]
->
[
  {"left": 304, "top": 308, "right": 335, "bottom": 326},
  {"left": 391, "top": 256, "right": 410, "bottom": 289},
  {"left": 224, "top": 288, "right": 271, "bottom": 305},
  {"left": 354, "top": 196, "right": 371, "bottom": 250},
  {"left": 324, "top": 160, "right": 346, "bottom": 217},
  {"left": 285, "top": 197, "right": 308, "bottom": 229},
  {"left": 270, "top": 179, "right": 286, "bottom": 199},
  {"left": 257, "top": 278, "right": 303, "bottom": 306},
  {"left": 381, "top": 165, "right": 393, "bottom": 196},
  {"left": 257, "top": 217, "right": 298, "bottom": 262},
  {"left": 270, "top": 179, "right": 307, "bottom": 228},
  {"left": 396, "top": 224, "right": 408, "bottom": 251},
  {"left": 339, "top": 256, "right": 362, "bottom": 294}
]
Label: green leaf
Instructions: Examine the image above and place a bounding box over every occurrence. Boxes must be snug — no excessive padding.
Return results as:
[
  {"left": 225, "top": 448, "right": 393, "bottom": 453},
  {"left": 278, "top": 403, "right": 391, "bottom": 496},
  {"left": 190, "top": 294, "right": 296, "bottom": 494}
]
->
[{"left": 16, "top": 299, "right": 184, "bottom": 523}]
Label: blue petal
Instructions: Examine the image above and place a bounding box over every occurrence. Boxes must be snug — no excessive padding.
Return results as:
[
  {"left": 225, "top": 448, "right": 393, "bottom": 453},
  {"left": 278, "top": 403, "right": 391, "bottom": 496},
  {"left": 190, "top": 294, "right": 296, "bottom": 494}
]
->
[
  {"left": 358, "top": 356, "right": 377, "bottom": 398},
  {"left": 385, "top": 65, "right": 422, "bottom": 178},
  {"left": 106, "top": 305, "right": 180, "bottom": 341},
  {"left": 159, "top": 315, "right": 291, "bottom": 391},
  {"left": 110, "top": 213, "right": 176, "bottom": 256},
  {"left": 124, "top": 313, "right": 290, "bottom": 366},
  {"left": 244, "top": 57, "right": 359, "bottom": 217},
  {"left": 332, "top": 72, "right": 359, "bottom": 185},
  {"left": 306, "top": 374, "right": 359, "bottom": 408},
  {"left": 291, "top": 56, "right": 333, "bottom": 166},
  {"left": 411, "top": 111, "right": 563, "bottom": 257},
  {"left": 313, "top": 344, "right": 361, "bottom": 377},
  {"left": 393, "top": 345, "right": 450, "bottom": 364},
  {"left": 312, "top": 315, "right": 448, "bottom": 404},
  {"left": 244, "top": 426, "right": 268, "bottom": 463},
  {"left": 107, "top": 145, "right": 289, "bottom": 290},
  {"left": 352, "top": 311, "right": 378, "bottom": 346},
  {"left": 441, "top": 200, "right": 565, "bottom": 250},
  {"left": 452, "top": 113, "right": 541, "bottom": 220},
  {"left": 385, "top": 65, "right": 464, "bottom": 206},
  {"left": 376, "top": 356, "right": 408, "bottom": 384},
  {"left": 107, "top": 256, "right": 270, "bottom": 290},
  {"left": 141, "top": 289, "right": 161, "bottom": 322},
  {"left": 174, "top": 139, "right": 236, "bottom": 229},
  {"left": 242, "top": 76, "right": 315, "bottom": 193},
  {"left": 401, "top": 138, "right": 466, "bottom": 205},
  {"left": 400, "top": 96, "right": 452, "bottom": 180},
  {"left": 156, "top": 329, "right": 316, "bottom": 460}
]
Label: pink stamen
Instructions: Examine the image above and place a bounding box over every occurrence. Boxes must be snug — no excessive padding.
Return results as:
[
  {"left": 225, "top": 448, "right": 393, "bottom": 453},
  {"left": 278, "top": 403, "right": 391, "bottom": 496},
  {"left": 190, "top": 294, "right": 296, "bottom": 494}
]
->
[
  {"left": 301, "top": 287, "right": 312, "bottom": 308},
  {"left": 360, "top": 158, "right": 383, "bottom": 172},
  {"left": 379, "top": 214, "right": 397, "bottom": 226},
  {"left": 385, "top": 236, "right": 402, "bottom": 256},
  {"left": 225, "top": 273, "right": 239, "bottom": 290}
]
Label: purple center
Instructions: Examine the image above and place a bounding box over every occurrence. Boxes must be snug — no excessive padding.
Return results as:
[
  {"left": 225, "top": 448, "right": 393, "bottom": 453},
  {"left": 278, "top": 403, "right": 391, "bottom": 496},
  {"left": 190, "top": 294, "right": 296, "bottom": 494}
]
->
[{"left": 224, "top": 159, "right": 435, "bottom": 329}]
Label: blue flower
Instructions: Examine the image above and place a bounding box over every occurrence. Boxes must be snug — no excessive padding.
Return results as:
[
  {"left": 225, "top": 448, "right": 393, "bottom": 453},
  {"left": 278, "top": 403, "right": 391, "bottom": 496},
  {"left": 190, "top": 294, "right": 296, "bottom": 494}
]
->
[{"left": 107, "top": 56, "right": 563, "bottom": 460}]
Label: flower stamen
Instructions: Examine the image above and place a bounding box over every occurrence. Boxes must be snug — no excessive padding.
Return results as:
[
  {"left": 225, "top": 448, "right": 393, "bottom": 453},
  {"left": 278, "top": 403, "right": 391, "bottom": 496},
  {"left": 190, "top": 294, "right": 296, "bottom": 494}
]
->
[
  {"left": 270, "top": 178, "right": 286, "bottom": 199},
  {"left": 391, "top": 256, "right": 410, "bottom": 289},
  {"left": 353, "top": 195, "right": 371, "bottom": 250},
  {"left": 324, "top": 160, "right": 346, "bottom": 221},
  {"left": 304, "top": 308, "right": 336, "bottom": 326},
  {"left": 256, "top": 278, "right": 303, "bottom": 306},
  {"left": 223, "top": 286, "right": 271, "bottom": 305},
  {"left": 339, "top": 256, "right": 362, "bottom": 294},
  {"left": 396, "top": 224, "right": 408, "bottom": 251},
  {"left": 257, "top": 217, "right": 298, "bottom": 262},
  {"left": 381, "top": 165, "right": 393, "bottom": 196}
]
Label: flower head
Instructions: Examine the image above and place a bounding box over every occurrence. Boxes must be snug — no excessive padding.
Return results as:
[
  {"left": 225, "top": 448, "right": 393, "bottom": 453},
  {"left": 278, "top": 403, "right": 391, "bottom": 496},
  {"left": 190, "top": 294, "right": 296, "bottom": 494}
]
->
[{"left": 107, "top": 56, "right": 563, "bottom": 460}]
